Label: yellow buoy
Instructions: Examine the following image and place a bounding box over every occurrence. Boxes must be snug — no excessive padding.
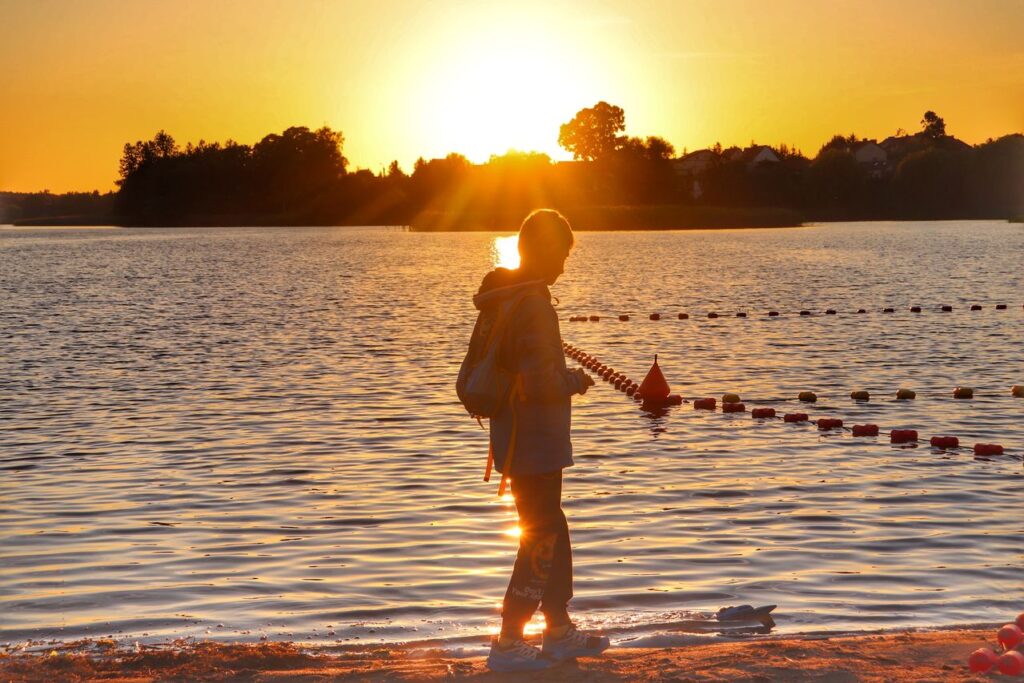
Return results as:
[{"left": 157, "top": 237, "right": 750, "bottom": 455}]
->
[{"left": 722, "top": 393, "right": 741, "bottom": 404}]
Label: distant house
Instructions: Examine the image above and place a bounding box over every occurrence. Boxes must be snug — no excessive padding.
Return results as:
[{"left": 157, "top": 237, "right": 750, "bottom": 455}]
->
[
  {"left": 671, "top": 149, "right": 718, "bottom": 176},
  {"left": 852, "top": 141, "right": 888, "bottom": 177},
  {"left": 744, "top": 145, "right": 781, "bottom": 168}
]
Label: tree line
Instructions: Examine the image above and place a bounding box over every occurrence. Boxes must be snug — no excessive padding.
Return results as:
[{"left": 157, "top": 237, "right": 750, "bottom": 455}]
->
[{"left": 2, "top": 105, "right": 1021, "bottom": 227}]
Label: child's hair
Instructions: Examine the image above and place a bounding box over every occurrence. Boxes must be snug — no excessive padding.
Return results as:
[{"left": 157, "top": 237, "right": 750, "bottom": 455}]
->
[{"left": 517, "top": 209, "right": 574, "bottom": 260}]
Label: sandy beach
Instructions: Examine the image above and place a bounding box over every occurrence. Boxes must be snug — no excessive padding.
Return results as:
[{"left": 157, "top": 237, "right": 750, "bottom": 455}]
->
[{"left": 0, "top": 628, "right": 1005, "bottom": 682}]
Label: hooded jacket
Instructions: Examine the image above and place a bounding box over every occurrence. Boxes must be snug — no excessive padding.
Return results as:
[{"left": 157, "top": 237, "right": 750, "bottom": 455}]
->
[{"left": 472, "top": 268, "right": 587, "bottom": 475}]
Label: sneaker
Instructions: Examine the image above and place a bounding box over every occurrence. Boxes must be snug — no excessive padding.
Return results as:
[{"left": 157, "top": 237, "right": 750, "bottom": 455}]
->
[
  {"left": 486, "top": 638, "right": 555, "bottom": 672},
  {"left": 541, "top": 623, "right": 611, "bottom": 661}
]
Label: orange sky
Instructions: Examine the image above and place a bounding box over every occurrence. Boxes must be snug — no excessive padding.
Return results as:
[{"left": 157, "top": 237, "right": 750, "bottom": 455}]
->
[{"left": 1, "top": 0, "right": 1022, "bottom": 193}]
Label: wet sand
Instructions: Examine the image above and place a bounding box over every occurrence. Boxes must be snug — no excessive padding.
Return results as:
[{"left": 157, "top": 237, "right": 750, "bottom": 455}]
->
[{"left": 0, "top": 628, "right": 1000, "bottom": 682}]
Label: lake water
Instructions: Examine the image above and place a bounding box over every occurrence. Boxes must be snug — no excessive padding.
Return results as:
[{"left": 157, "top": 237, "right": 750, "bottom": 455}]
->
[{"left": 1, "top": 221, "right": 1021, "bottom": 653}]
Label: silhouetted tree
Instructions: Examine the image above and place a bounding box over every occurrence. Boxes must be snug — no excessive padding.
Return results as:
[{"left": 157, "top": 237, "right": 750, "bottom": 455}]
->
[
  {"left": 921, "top": 111, "right": 946, "bottom": 139},
  {"left": 558, "top": 102, "right": 625, "bottom": 161}
]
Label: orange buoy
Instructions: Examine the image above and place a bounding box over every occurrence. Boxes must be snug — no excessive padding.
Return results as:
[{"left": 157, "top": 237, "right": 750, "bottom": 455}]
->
[
  {"left": 817, "top": 418, "right": 843, "bottom": 430},
  {"left": 666, "top": 394, "right": 683, "bottom": 405},
  {"left": 707, "top": 312, "right": 719, "bottom": 319},
  {"left": 619, "top": 314, "right": 629, "bottom": 321},
  {"left": 930, "top": 435, "right": 959, "bottom": 449},
  {"left": 626, "top": 385, "right": 637, "bottom": 396},
  {"left": 896, "top": 388, "right": 916, "bottom": 399},
  {"left": 850, "top": 390, "right": 870, "bottom": 401},
  {"left": 589, "top": 315, "right": 600, "bottom": 321},
  {"left": 891, "top": 429, "right": 918, "bottom": 443},
  {"left": 1011, "top": 385, "right": 1023, "bottom": 398},
  {"left": 650, "top": 313, "right": 661, "bottom": 320},
  {"left": 638, "top": 355, "right": 671, "bottom": 402},
  {"left": 952, "top": 386, "right": 973, "bottom": 399},
  {"left": 798, "top": 391, "right": 817, "bottom": 402},
  {"left": 722, "top": 393, "right": 741, "bottom": 404},
  {"left": 941, "top": 305, "right": 952, "bottom": 312},
  {"left": 693, "top": 397, "right": 716, "bottom": 410},
  {"left": 852, "top": 424, "right": 879, "bottom": 436},
  {"left": 974, "top": 443, "right": 1004, "bottom": 456},
  {"left": 784, "top": 413, "right": 808, "bottom": 422},
  {"left": 678, "top": 313, "right": 689, "bottom": 320},
  {"left": 998, "top": 624, "right": 1024, "bottom": 650},
  {"left": 723, "top": 402, "right": 746, "bottom": 413},
  {"left": 751, "top": 408, "right": 776, "bottom": 418}
]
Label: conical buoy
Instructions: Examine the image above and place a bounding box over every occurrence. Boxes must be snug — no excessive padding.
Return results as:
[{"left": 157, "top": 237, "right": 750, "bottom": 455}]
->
[{"left": 638, "top": 355, "right": 671, "bottom": 402}]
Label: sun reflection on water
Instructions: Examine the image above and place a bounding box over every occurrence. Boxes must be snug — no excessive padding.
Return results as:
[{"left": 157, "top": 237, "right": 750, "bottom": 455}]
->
[{"left": 492, "top": 235, "right": 519, "bottom": 269}]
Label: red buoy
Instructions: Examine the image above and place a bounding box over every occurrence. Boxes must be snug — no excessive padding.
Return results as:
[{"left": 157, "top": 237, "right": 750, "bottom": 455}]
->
[
  {"left": 857, "top": 308, "right": 866, "bottom": 313},
  {"left": 929, "top": 436, "right": 959, "bottom": 449},
  {"left": 852, "top": 424, "right": 879, "bottom": 437},
  {"left": 736, "top": 312, "right": 747, "bottom": 318},
  {"left": 998, "top": 651, "right": 1024, "bottom": 676},
  {"left": 883, "top": 307, "right": 894, "bottom": 313},
  {"left": 707, "top": 312, "right": 719, "bottom": 319},
  {"left": 751, "top": 408, "right": 776, "bottom": 418},
  {"left": 890, "top": 429, "right": 918, "bottom": 443},
  {"left": 968, "top": 647, "right": 999, "bottom": 673},
  {"left": 638, "top": 355, "right": 671, "bottom": 402},
  {"left": 784, "top": 413, "right": 809, "bottom": 422},
  {"left": 998, "top": 624, "right": 1024, "bottom": 650},
  {"left": 996, "top": 303, "right": 1007, "bottom": 310},
  {"left": 666, "top": 394, "right": 683, "bottom": 405},
  {"left": 970, "top": 304, "right": 982, "bottom": 311},
  {"left": 910, "top": 306, "right": 921, "bottom": 312},
  {"left": 799, "top": 310, "right": 811, "bottom": 316},
  {"left": 589, "top": 315, "right": 600, "bottom": 321},
  {"left": 693, "top": 397, "right": 716, "bottom": 410},
  {"left": 650, "top": 313, "right": 661, "bottom": 320},
  {"left": 768, "top": 311, "right": 779, "bottom": 317},
  {"left": 722, "top": 402, "right": 746, "bottom": 413},
  {"left": 974, "top": 443, "right": 1004, "bottom": 456},
  {"left": 825, "top": 309, "right": 836, "bottom": 315},
  {"left": 619, "top": 314, "right": 629, "bottom": 321},
  {"left": 941, "top": 305, "right": 952, "bottom": 311},
  {"left": 626, "top": 385, "right": 637, "bottom": 397},
  {"left": 678, "top": 313, "right": 689, "bottom": 320},
  {"left": 817, "top": 418, "right": 843, "bottom": 430}
]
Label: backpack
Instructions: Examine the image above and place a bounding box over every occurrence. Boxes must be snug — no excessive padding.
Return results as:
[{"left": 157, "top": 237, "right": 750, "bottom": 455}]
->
[{"left": 456, "top": 290, "right": 534, "bottom": 495}]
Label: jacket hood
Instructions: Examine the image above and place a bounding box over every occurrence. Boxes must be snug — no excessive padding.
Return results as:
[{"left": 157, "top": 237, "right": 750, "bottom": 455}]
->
[{"left": 473, "top": 268, "right": 548, "bottom": 310}]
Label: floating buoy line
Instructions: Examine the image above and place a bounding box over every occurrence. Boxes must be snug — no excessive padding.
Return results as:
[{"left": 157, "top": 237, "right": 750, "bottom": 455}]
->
[
  {"left": 562, "top": 341, "right": 1018, "bottom": 459},
  {"left": 567, "top": 303, "right": 1022, "bottom": 323}
]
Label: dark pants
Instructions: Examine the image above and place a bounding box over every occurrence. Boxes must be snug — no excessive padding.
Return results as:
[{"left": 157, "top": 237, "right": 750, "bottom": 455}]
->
[{"left": 500, "top": 470, "right": 573, "bottom": 637}]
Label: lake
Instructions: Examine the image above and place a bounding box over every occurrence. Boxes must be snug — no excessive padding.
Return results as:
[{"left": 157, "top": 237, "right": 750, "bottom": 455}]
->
[{"left": 1, "top": 220, "right": 1021, "bottom": 652}]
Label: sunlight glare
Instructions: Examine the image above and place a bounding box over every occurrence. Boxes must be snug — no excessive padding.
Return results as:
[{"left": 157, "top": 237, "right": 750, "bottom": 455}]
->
[
  {"left": 493, "top": 236, "right": 520, "bottom": 269},
  {"left": 504, "top": 525, "right": 521, "bottom": 539}
]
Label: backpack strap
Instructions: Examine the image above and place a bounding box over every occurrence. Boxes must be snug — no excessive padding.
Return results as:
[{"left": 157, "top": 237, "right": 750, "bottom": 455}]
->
[{"left": 496, "top": 373, "right": 526, "bottom": 497}]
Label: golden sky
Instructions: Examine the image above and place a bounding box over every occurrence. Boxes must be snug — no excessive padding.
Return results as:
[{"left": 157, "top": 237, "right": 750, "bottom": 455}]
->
[{"left": 1, "top": 0, "right": 1022, "bottom": 192}]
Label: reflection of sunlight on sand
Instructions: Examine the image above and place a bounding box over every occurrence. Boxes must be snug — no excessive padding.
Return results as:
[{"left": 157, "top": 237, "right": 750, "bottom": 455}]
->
[{"left": 492, "top": 236, "right": 519, "bottom": 269}]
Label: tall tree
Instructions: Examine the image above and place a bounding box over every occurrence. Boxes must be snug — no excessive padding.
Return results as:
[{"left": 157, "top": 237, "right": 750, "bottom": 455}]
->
[
  {"left": 558, "top": 102, "right": 625, "bottom": 161},
  {"left": 920, "top": 111, "right": 946, "bottom": 139}
]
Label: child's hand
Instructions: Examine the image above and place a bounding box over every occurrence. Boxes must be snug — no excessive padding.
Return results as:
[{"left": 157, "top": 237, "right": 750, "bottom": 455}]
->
[{"left": 575, "top": 368, "right": 595, "bottom": 394}]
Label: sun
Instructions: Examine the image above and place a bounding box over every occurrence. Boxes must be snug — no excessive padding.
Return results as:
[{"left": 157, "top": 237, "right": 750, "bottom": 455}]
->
[{"left": 417, "top": 26, "right": 602, "bottom": 162}]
